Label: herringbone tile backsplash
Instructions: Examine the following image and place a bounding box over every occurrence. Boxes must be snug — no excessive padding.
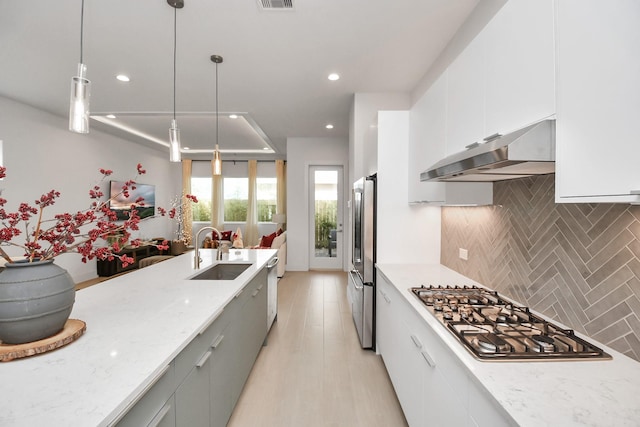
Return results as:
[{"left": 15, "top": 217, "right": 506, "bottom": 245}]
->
[{"left": 441, "top": 174, "right": 640, "bottom": 361}]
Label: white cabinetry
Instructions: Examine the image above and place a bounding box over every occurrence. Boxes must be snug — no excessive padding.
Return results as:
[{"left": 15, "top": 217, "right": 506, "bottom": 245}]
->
[
  {"left": 484, "top": 0, "right": 555, "bottom": 138},
  {"left": 408, "top": 0, "right": 553, "bottom": 205},
  {"left": 555, "top": 0, "right": 640, "bottom": 203},
  {"left": 446, "top": 0, "right": 555, "bottom": 154},
  {"left": 376, "top": 270, "right": 512, "bottom": 427},
  {"left": 468, "top": 382, "right": 513, "bottom": 427},
  {"left": 446, "top": 33, "right": 485, "bottom": 155},
  {"left": 408, "top": 73, "right": 492, "bottom": 205}
]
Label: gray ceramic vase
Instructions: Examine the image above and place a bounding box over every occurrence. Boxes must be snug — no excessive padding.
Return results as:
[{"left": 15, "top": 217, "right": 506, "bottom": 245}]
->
[{"left": 0, "top": 259, "right": 76, "bottom": 344}]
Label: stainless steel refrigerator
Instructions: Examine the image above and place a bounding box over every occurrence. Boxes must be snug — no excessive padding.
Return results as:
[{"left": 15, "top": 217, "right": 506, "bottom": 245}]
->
[{"left": 348, "top": 174, "right": 376, "bottom": 349}]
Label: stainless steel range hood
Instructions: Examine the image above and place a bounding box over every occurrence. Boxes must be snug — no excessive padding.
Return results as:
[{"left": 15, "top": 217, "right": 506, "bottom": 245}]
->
[{"left": 421, "top": 119, "right": 555, "bottom": 182}]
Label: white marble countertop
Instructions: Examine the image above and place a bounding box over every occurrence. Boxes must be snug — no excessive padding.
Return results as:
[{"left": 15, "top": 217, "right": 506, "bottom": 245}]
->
[
  {"left": 376, "top": 263, "right": 640, "bottom": 427},
  {"left": 0, "top": 249, "right": 276, "bottom": 427}
]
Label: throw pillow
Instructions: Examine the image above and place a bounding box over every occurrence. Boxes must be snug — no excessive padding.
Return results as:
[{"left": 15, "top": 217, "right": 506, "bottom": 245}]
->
[
  {"left": 260, "top": 232, "right": 277, "bottom": 248},
  {"left": 212, "top": 230, "right": 233, "bottom": 241}
]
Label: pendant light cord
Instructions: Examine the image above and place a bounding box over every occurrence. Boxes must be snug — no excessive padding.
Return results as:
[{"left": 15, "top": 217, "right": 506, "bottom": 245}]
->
[
  {"left": 80, "top": 0, "right": 85, "bottom": 63},
  {"left": 215, "top": 61, "right": 219, "bottom": 148},
  {"left": 173, "top": 7, "right": 177, "bottom": 121}
]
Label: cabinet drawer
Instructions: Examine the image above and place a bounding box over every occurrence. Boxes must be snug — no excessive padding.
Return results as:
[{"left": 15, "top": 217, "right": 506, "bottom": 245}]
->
[
  {"left": 114, "top": 363, "right": 175, "bottom": 427},
  {"left": 402, "top": 303, "right": 469, "bottom": 401},
  {"left": 174, "top": 308, "right": 228, "bottom": 384}
]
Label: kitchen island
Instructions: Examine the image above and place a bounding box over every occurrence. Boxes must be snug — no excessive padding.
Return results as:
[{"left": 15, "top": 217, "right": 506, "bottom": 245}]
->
[
  {"left": 0, "top": 248, "right": 276, "bottom": 426},
  {"left": 377, "top": 263, "right": 640, "bottom": 427}
]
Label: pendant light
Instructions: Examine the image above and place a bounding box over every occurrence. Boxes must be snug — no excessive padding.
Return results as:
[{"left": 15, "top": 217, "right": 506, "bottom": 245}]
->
[
  {"left": 168, "top": 0, "right": 184, "bottom": 162},
  {"left": 211, "top": 54, "right": 223, "bottom": 176},
  {"left": 69, "top": 0, "right": 90, "bottom": 133}
]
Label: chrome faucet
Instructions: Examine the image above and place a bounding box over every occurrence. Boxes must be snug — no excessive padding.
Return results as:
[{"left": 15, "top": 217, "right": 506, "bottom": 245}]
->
[{"left": 194, "top": 226, "right": 222, "bottom": 269}]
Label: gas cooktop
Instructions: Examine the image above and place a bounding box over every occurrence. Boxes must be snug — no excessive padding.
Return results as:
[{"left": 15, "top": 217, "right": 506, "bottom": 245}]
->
[{"left": 410, "top": 285, "right": 611, "bottom": 361}]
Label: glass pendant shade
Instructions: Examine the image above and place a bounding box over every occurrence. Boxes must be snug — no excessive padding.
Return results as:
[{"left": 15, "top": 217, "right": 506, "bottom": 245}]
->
[
  {"left": 213, "top": 144, "right": 222, "bottom": 175},
  {"left": 69, "top": 63, "right": 91, "bottom": 134},
  {"left": 169, "top": 119, "right": 181, "bottom": 162}
]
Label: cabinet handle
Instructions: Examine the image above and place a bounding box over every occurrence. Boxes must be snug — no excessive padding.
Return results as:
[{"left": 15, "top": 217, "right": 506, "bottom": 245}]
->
[
  {"left": 211, "top": 334, "right": 224, "bottom": 349},
  {"left": 148, "top": 402, "right": 172, "bottom": 427},
  {"left": 252, "top": 289, "right": 260, "bottom": 297},
  {"left": 483, "top": 132, "right": 502, "bottom": 142},
  {"left": 421, "top": 350, "right": 436, "bottom": 368},
  {"left": 196, "top": 350, "right": 212, "bottom": 368},
  {"left": 234, "top": 289, "right": 244, "bottom": 298},
  {"left": 410, "top": 334, "right": 423, "bottom": 349},
  {"left": 257, "top": 284, "right": 264, "bottom": 291},
  {"left": 382, "top": 292, "right": 391, "bottom": 304},
  {"left": 267, "top": 257, "right": 280, "bottom": 269}
]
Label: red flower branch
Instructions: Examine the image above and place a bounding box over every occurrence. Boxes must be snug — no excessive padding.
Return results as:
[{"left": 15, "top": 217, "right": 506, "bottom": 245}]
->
[{"left": 0, "top": 164, "right": 173, "bottom": 266}]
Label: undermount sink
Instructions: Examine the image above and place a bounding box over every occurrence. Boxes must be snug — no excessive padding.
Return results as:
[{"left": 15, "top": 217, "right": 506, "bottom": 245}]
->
[{"left": 189, "top": 263, "right": 252, "bottom": 281}]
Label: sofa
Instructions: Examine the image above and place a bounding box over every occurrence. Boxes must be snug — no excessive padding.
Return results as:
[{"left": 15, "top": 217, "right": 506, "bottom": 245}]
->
[
  {"left": 253, "top": 230, "right": 287, "bottom": 278},
  {"left": 270, "top": 231, "right": 286, "bottom": 278}
]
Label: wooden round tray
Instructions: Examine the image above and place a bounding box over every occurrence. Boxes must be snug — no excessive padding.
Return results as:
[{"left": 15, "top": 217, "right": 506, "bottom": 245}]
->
[{"left": 0, "top": 319, "right": 86, "bottom": 362}]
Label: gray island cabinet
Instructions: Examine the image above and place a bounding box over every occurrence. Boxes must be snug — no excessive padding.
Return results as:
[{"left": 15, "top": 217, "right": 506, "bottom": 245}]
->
[
  {"left": 0, "top": 249, "right": 276, "bottom": 427},
  {"left": 115, "top": 267, "right": 268, "bottom": 427}
]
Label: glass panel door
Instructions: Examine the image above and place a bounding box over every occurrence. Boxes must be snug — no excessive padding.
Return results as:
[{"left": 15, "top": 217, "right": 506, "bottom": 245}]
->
[{"left": 309, "top": 166, "right": 343, "bottom": 270}]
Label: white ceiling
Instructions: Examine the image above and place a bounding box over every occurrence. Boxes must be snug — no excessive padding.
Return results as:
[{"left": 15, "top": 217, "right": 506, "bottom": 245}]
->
[{"left": 0, "top": 0, "right": 479, "bottom": 160}]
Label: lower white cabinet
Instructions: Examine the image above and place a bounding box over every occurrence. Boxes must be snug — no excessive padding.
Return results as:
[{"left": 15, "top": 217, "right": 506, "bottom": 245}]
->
[
  {"left": 115, "top": 267, "right": 268, "bottom": 427},
  {"left": 376, "top": 271, "right": 511, "bottom": 427}
]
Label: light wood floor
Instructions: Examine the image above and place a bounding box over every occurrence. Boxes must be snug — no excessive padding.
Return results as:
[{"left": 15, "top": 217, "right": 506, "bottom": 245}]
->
[{"left": 227, "top": 271, "right": 408, "bottom": 427}]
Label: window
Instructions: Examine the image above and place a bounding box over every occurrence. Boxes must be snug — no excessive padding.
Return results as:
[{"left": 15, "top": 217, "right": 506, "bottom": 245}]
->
[
  {"left": 257, "top": 177, "right": 277, "bottom": 222},
  {"left": 224, "top": 177, "right": 248, "bottom": 222},
  {"left": 190, "top": 177, "right": 212, "bottom": 222},
  {"left": 189, "top": 161, "right": 278, "bottom": 223}
]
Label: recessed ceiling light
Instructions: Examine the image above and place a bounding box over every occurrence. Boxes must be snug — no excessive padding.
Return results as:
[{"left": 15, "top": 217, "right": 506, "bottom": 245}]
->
[
  {"left": 326, "top": 124, "right": 334, "bottom": 129},
  {"left": 106, "top": 114, "right": 116, "bottom": 119},
  {"left": 229, "top": 114, "right": 238, "bottom": 119},
  {"left": 116, "top": 74, "right": 130, "bottom": 82},
  {"left": 328, "top": 73, "right": 340, "bottom": 81}
]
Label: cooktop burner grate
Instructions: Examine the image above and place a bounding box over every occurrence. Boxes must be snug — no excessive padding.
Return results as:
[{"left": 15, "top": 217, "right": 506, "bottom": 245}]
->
[{"left": 410, "top": 285, "right": 611, "bottom": 361}]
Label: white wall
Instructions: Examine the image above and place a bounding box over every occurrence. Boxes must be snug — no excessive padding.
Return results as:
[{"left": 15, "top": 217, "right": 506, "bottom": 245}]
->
[
  {"left": 350, "top": 93, "right": 411, "bottom": 185},
  {"left": 0, "top": 96, "right": 180, "bottom": 283},
  {"left": 377, "top": 111, "right": 441, "bottom": 264},
  {"left": 286, "top": 136, "right": 349, "bottom": 271}
]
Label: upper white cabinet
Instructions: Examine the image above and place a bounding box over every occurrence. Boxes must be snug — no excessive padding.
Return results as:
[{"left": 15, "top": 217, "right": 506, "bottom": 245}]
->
[
  {"left": 555, "top": 0, "right": 640, "bottom": 203},
  {"left": 407, "top": 0, "right": 554, "bottom": 205},
  {"left": 408, "top": 68, "right": 493, "bottom": 205},
  {"left": 446, "top": 0, "right": 556, "bottom": 155},
  {"left": 484, "top": 0, "right": 556, "bottom": 138},
  {"left": 446, "top": 33, "right": 485, "bottom": 155}
]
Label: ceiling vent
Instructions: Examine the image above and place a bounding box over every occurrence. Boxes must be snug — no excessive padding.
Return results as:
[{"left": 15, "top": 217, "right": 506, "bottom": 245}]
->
[{"left": 258, "top": 0, "right": 294, "bottom": 10}]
